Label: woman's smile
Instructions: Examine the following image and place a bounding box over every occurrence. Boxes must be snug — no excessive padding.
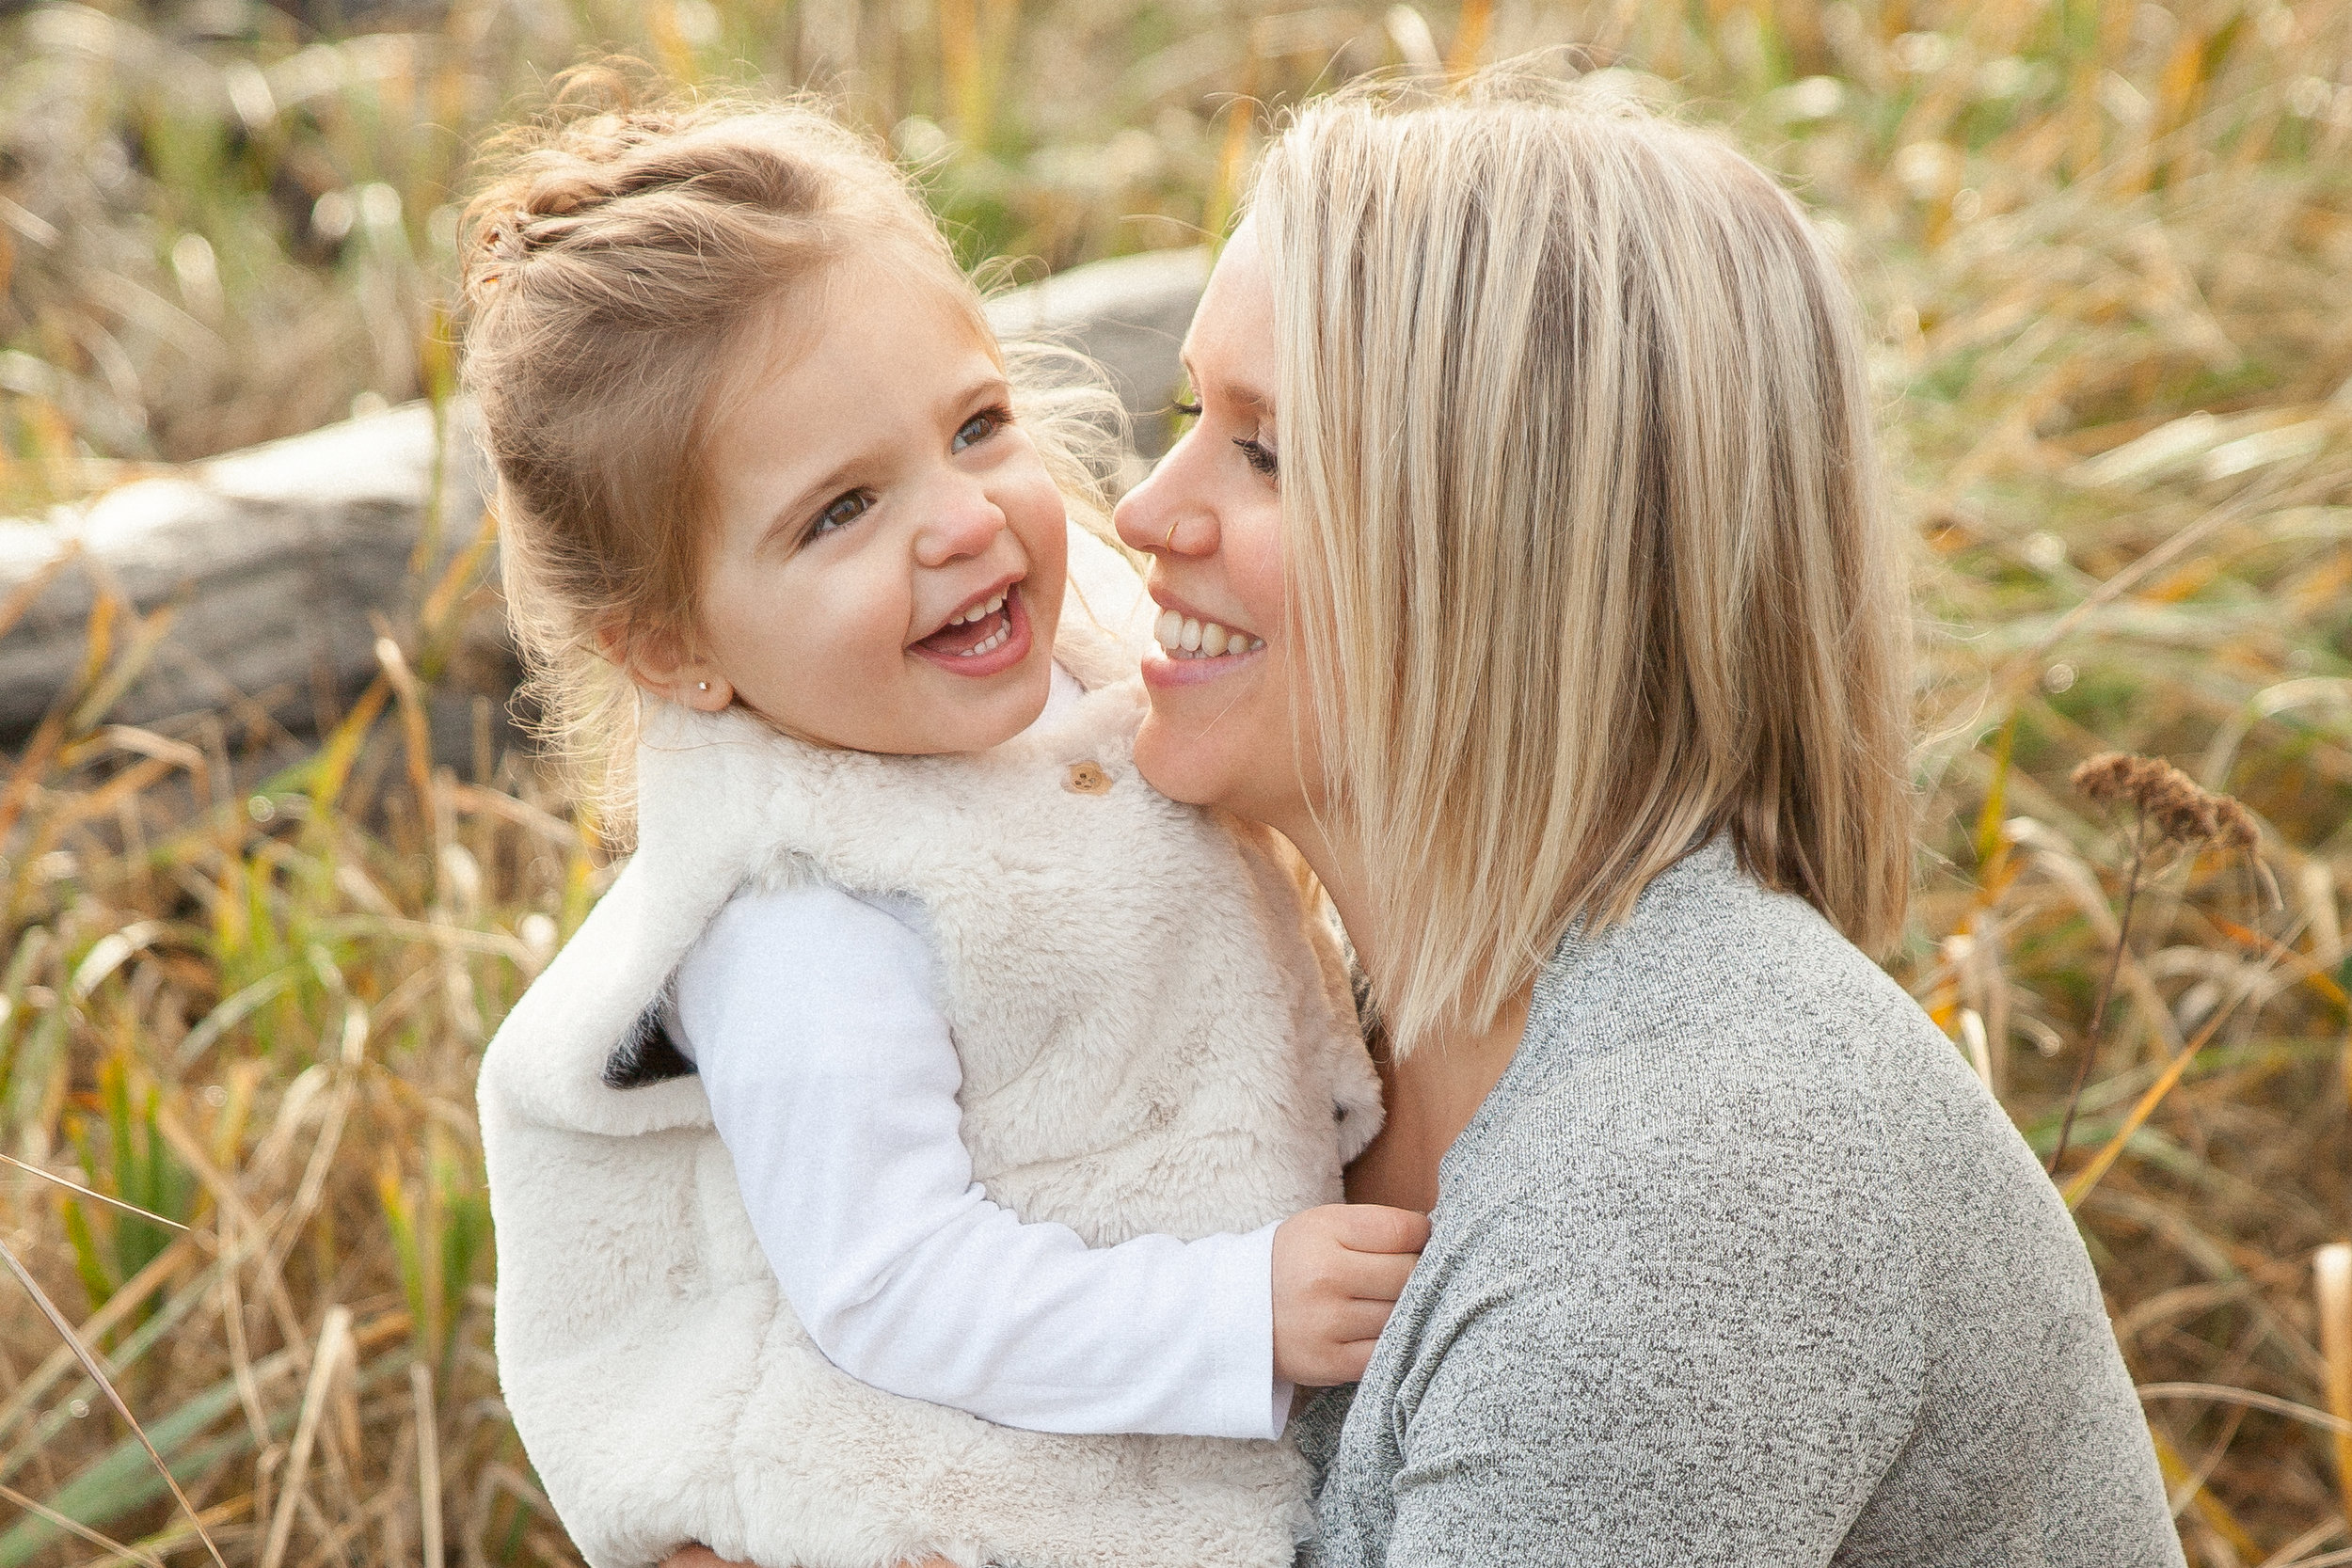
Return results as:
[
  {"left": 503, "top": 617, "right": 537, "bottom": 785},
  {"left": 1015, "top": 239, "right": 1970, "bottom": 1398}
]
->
[{"left": 1144, "top": 593, "right": 1266, "bottom": 685}]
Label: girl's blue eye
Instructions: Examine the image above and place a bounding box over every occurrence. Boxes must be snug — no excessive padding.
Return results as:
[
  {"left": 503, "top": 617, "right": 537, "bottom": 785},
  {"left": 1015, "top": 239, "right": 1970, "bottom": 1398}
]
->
[
  {"left": 953, "top": 409, "right": 1003, "bottom": 452},
  {"left": 811, "top": 491, "right": 870, "bottom": 539}
]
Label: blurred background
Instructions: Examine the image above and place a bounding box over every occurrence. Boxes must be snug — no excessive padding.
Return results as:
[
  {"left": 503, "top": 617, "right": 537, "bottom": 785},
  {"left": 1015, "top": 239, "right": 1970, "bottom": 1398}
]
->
[{"left": 2, "top": 2, "right": 2350, "bottom": 1565}]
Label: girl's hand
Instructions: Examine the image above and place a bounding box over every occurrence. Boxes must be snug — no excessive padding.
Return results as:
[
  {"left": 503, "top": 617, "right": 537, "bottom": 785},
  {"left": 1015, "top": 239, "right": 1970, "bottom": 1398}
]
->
[
  {"left": 661, "top": 1548, "right": 957, "bottom": 1568},
  {"left": 1270, "top": 1204, "right": 1430, "bottom": 1386}
]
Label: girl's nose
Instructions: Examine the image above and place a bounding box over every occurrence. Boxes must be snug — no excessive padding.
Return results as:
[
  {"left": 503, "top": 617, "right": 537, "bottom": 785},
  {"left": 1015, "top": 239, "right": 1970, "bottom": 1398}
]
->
[{"left": 914, "top": 478, "right": 1007, "bottom": 567}]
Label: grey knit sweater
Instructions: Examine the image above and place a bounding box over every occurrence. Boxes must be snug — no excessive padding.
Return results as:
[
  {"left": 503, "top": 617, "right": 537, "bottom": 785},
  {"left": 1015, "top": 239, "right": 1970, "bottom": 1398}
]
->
[{"left": 1296, "top": 838, "right": 2184, "bottom": 1566}]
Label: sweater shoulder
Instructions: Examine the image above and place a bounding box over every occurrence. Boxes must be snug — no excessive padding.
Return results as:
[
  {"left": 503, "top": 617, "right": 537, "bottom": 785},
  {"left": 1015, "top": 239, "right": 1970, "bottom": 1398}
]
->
[
  {"left": 1436, "top": 844, "right": 2028, "bottom": 1282},
  {"left": 1498, "top": 850, "right": 1954, "bottom": 1137},
  {"left": 1434, "top": 842, "right": 2093, "bottom": 1370}
]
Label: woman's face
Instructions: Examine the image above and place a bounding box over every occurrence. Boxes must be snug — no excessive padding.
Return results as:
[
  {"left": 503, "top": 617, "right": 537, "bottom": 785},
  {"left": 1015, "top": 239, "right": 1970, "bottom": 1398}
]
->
[{"left": 1113, "top": 218, "right": 1319, "bottom": 832}]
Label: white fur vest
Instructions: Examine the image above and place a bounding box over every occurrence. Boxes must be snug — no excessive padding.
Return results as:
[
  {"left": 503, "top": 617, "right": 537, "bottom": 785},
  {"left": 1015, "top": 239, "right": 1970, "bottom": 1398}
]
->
[{"left": 478, "top": 549, "right": 1383, "bottom": 1568}]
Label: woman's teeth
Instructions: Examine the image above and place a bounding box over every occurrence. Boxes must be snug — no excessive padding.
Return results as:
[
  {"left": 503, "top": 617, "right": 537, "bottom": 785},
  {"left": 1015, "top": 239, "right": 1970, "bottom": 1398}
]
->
[{"left": 1153, "top": 609, "right": 1263, "bottom": 660}]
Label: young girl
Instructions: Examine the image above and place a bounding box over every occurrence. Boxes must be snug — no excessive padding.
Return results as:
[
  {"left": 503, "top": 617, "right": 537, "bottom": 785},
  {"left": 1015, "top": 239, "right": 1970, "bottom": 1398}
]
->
[{"left": 466, "top": 81, "right": 1412, "bottom": 1568}]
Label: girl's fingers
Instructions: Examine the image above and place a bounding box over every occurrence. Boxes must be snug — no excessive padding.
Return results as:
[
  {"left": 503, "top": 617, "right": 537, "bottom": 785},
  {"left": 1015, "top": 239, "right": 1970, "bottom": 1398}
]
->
[
  {"left": 1336, "top": 1248, "right": 1421, "bottom": 1303},
  {"left": 1325, "top": 1296, "right": 1400, "bottom": 1341},
  {"left": 1334, "top": 1204, "right": 1431, "bottom": 1255}
]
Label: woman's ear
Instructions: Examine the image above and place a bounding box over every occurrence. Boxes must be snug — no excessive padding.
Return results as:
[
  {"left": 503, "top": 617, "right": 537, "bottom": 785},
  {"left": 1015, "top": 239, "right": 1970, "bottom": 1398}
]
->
[{"left": 597, "top": 619, "right": 734, "bottom": 713}]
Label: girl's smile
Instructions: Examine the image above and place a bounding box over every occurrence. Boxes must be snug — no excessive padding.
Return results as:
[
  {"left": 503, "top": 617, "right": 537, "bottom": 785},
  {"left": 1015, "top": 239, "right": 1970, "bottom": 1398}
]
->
[{"left": 910, "top": 578, "right": 1033, "bottom": 675}]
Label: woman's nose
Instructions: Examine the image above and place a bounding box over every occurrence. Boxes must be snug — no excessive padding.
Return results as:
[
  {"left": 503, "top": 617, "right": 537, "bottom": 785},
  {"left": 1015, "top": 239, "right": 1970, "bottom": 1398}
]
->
[
  {"left": 1112, "top": 446, "right": 1206, "bottom": 557},
  {"left": 914, "top": 478, "right": 1006, "bottom": 566}
]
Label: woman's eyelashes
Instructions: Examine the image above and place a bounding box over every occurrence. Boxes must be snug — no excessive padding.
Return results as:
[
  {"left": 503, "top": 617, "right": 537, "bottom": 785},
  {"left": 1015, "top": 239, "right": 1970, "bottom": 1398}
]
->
[{"left": 1172, "top": 398, "right": 1278, "bottom": 480}]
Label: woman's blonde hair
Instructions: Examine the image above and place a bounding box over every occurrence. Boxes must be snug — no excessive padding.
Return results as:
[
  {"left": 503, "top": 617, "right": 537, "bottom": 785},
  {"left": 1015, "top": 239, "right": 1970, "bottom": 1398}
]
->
[
  {"left": 1253, "top": 75, "right": 1914, "bottom": 1049},
  {"left": 459, "top": 66, "right": 1119, "bottom": 828}
]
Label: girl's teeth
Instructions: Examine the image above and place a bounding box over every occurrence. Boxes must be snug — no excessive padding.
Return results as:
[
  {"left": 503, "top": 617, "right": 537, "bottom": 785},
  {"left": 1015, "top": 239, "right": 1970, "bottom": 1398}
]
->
[
  {"left": 957, "top": 624, "right": 1010, "bottom": 657},
  {"left": 954, "top": 593, "right": 1008, "bottom": 626},
  {"left": 1152, "top": 608, "right": 1263, "bottom": 660}
]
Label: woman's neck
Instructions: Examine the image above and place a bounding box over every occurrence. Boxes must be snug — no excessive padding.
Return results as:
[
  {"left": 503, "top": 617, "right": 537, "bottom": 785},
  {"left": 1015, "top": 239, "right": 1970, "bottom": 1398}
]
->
[{"left": 1277, "top": 816, "right": 1533, "bottom": 1215}]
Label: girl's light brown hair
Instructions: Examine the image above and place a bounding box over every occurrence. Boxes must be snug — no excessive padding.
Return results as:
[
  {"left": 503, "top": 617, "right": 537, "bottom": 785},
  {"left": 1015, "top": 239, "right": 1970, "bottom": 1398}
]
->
[
  {"left": 459, "top": 66, "right": 1117, "bottom": 827},
  {"left": 1253, "top": 74, "right": 1915, "bottom": 1050}
]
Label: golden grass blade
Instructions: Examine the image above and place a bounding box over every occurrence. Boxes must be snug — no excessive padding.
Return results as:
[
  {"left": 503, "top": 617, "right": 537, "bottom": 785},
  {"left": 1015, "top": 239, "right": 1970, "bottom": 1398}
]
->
[
  {"left": 259, "top": 1306, "right": 354, "bottom": 1568},
  {"left": 0, "top": 1237, "right": 228, "bottom": 1568},
  {"left": 2252, "top": 1521, "right": 2344, "bottom": 1568},
  {"left": 2148, "top": 1421, "right": 2268, "bottom": 1564},
  {"left": 306, "top": 675, "right": 390, "bottom": 813},
  {"left": 66, "top": 600, "right": 181, "bottom": 736},
  {"left": 94, "top": 725, "right": 207, "bottom": 776},
  {"left": 0, "top": 1479, "right": 167, "bottom": 1568},
  {"left": 0, "top": 1227, "right": 204, "bottom": 1446},
  {"left": 2139, "top": 1382, "right": 2352, "bottom": 1437},
  {"left": 261, "top": 1075, "right": 354, "bottom": 1287},
  {"left": 0, "top": 541, "right": 83, "bottom": 643},
  {"left": 2265, "top": 1548, "right": 2352, "bottom": 1568},
  {"left": 1446, "top": 0, "right": 1492, "bottom": 77},
  {"left": 2060, "top": 992, "right": 2242, "bottom": 1209},
  {"left": 148, "top": 1102, "right": 309, "bottom": 1358},
  {"left": 417, "top": 508, "right": 500, "bottom": 644},
  {"left": 1959, "top": 1008, "right": 1994, "bottom": 1090},
  {"left": 1991, "top": 492, "right": 2262, "bottom": 704},
  {"left": 77, "top": 1501, "right": 250, "bottom": 1568},
  {"left": 170, "top": 968, "right": 297, "bottom": 1069},
  {"left": 2318, "top": 1244, "right": 2352, "bottom": 1534},
  {"left": 410, "top": 1362, "right": 444, "bottom": 1568},
  {"left": 0, "top": 1152, "right": 186, "bottom": 1232}
]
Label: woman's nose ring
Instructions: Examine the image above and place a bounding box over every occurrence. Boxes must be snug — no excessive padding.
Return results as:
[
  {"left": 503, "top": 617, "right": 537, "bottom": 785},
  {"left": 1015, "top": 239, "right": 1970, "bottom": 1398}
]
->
[{"left": 1162, "top": 518, "right": 1180, "bottom": 551}]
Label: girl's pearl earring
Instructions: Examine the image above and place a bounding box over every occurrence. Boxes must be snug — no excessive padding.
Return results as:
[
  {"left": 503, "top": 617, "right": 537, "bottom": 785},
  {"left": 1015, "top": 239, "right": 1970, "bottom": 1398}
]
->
[{"left": 697, "top": 682, "right": 709, "bottom": 692}]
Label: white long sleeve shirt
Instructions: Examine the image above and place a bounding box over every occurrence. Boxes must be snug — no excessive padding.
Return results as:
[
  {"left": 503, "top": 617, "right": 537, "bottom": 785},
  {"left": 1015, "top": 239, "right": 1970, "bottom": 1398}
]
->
[{"left": 666, "top": 677, "right": 1291, "bottom": 1441}]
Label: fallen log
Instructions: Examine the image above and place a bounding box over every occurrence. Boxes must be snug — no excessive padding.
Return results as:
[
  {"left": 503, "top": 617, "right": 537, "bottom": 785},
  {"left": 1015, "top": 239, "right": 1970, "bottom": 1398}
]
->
[{"left": 0, "top": 246, "right": 1209, "bottom": 751}]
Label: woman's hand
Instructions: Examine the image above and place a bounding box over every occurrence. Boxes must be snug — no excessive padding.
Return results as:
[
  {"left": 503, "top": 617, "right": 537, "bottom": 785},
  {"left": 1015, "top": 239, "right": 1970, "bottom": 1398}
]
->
[
  {"left": 1271, "top": 1203, "right": 1429, "bottom": 1386},
  {"left": 661, "top": 1547, "right": 957, "bottom": 1568}
]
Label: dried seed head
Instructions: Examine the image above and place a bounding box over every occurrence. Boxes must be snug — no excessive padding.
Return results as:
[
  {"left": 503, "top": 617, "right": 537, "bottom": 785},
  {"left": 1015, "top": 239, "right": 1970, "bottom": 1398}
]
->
[
  {"left": 2211, "top": 796, "right": 2260, "bottom": 851},
  {"left": 2071, "top": 752, "right": 2139, "bottom": 809},
  {"left": 2139, "top": 761, "right": 2219, "bottom": 845},
  {"left": 2070, "top": 750, "right": 2259, "bottom": 851}
]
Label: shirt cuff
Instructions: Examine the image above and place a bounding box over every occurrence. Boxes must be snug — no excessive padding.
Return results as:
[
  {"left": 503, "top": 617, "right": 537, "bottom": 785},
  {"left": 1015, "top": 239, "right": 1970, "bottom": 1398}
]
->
[{"left": 1221, "top": 1218, "right": 1288, "bottom": 1441}]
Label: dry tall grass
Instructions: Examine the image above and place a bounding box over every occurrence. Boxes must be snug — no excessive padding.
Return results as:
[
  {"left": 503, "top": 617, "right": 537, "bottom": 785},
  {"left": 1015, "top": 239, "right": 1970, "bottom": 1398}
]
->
[{"left": 3, "top": 2, "right": 2350, "bottom": 1565}]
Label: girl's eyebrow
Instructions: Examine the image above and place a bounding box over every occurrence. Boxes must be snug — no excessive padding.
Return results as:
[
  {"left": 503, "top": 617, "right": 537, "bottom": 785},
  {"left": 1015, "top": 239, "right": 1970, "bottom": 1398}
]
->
[
  {"left": 934, "top": 367, "right": 1011, "bottom": 421},
  {"left": 761, "top": 455, "right": 866, "bottom": 549}
]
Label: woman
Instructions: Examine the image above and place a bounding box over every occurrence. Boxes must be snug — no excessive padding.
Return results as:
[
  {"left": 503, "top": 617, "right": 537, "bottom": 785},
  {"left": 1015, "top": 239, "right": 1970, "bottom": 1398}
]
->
[
  {"left": 1106, "top": 81, "right": 2183, "bottom": 1563},
  {"left": 663, "top": 76, "right": 2182, "bottom": 1566}
]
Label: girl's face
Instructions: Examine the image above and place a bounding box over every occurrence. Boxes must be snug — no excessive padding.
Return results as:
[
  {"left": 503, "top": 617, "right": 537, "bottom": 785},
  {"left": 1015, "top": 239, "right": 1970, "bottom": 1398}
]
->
[
  {"left": 1112, "top": 219, "right": 1319, "bottom": 832},
  {"left": 644, "top": 268, "right": 1069, "bottom": 755}
]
